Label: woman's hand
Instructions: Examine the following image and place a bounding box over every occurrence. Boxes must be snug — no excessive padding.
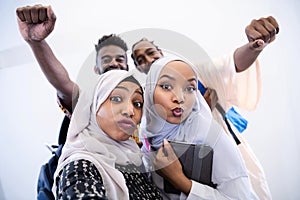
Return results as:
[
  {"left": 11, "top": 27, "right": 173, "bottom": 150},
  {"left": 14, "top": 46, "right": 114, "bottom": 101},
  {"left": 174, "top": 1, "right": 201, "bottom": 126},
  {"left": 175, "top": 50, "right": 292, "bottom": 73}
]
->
[{"left": 153, "top": 139, "right": 192, "bottom": 195}]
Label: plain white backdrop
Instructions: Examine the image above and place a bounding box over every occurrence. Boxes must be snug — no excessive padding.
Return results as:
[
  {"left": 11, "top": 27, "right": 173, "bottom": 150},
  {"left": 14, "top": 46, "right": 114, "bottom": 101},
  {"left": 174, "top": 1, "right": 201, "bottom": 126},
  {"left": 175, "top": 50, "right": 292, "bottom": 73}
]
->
[{"left": 0, "top": 0, "right": 299, "bottom": 199}]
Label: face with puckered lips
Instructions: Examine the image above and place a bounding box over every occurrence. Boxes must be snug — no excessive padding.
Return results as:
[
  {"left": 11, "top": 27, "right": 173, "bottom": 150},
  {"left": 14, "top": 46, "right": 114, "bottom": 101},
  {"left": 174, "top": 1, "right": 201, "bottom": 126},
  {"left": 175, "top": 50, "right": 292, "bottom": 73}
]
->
[
  {"left": 153, "top": 61, "right": 197, "bottom": 124},
  {"left": 97, "top": 81, "right": 143, "bottom": 141}
]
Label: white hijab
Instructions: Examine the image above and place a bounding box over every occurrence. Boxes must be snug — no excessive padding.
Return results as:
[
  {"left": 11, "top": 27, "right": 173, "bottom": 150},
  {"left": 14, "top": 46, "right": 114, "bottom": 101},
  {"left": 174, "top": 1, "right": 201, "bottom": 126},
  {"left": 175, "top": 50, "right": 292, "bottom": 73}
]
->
[
  {"left": 140, "top": 56, "right": 248, "bottom": 186},
  {"left": 140, "top": 55, "right": 213, "bottom": 151},
  {"left": 54, "top": 70, "right": 143, "bottom": 200}
]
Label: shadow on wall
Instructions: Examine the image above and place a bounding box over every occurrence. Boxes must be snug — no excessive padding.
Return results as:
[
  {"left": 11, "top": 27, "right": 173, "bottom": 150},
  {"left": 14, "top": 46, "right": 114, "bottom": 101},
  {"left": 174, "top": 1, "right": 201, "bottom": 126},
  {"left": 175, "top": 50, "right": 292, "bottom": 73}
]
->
[{"left": 0, "top": 180, "right": 6, "bottom": 200}]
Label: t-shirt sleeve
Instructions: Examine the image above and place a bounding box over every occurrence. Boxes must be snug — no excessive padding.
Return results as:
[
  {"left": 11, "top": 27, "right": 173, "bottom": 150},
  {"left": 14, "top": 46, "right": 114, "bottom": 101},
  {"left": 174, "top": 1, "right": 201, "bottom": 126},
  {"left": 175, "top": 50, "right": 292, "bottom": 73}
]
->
[
  {"left": 57, "top": 95, "right": 72, "bottom": 119},
  {"left": 196, "top": 52, "right": 261, "bottom": 111}
]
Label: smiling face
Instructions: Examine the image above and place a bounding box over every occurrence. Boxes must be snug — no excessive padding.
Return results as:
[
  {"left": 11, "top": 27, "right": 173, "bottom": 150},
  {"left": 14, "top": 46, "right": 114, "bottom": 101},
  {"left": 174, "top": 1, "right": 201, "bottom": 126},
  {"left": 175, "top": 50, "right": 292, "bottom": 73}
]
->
[
  {"left": 154, "top": 61, "right": 197, "bottom": 124},
  {"left": 132, "top": 40, "right": 163, "bottom": 74},
  {"left": 96, "top": 80, "right": 143, "bottom": 141},
  {"left": 95, "top": 45, "right": 128, "bottom": 74}
]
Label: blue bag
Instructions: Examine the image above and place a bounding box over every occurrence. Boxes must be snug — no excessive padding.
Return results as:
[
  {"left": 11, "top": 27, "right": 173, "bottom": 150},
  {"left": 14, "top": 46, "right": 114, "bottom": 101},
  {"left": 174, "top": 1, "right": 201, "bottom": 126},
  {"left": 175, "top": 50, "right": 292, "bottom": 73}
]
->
[
  {"left": 37, "top": 116, "right": 70, "bottom": 200},
  {"left": 37, "top": 144, "right": 63, "bottom": 200}
]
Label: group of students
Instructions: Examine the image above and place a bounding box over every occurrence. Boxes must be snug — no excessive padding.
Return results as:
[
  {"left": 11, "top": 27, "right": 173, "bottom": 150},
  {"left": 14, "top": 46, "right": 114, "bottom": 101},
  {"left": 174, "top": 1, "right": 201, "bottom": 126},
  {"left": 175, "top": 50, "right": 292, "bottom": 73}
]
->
[{"left": 16, "top": 4, "right": 279, "bottom": 200}]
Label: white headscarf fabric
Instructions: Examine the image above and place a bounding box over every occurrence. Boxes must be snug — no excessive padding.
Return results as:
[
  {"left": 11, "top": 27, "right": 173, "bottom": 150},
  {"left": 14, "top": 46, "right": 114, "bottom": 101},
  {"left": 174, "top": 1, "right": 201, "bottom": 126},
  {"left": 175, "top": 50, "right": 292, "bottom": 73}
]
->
[
  {"left": 140, "top": 55, "right": 213, "bottom": 151},
  {"left": 140, "top": 55, "right": 250, "bottom": 187},
  {"left": 54, "top": 70, "right": 143, "bottom": 200}
]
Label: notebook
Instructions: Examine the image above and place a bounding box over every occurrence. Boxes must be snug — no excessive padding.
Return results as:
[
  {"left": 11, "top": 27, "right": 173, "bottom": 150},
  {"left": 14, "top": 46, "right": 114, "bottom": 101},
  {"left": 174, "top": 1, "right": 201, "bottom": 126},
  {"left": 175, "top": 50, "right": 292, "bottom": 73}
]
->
[{"left": 164, "top": 140, "right": 216, "bottom": 194}]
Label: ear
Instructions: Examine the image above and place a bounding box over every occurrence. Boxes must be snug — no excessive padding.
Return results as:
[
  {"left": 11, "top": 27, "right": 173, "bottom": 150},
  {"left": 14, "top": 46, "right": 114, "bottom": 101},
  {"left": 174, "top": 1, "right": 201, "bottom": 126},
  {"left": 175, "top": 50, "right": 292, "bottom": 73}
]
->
[{"left": 94, "top": 65, "right": 100, "bottom": 74}]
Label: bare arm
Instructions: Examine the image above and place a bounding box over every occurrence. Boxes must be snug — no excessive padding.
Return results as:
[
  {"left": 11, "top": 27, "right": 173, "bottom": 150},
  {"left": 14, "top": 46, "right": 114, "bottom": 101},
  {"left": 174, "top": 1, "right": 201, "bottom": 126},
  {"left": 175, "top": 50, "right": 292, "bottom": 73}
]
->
[
  {"left": 234, "top": 16, "right": 279, "bottom": 72},
  {"left": 16, "top": 4, "right": 78, "bottom": 111}
]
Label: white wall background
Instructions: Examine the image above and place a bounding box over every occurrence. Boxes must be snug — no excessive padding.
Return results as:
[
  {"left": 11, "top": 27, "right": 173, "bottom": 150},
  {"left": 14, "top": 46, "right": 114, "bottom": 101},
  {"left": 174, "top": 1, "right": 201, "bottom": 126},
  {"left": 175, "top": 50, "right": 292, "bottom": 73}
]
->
[{"left": 0, "top": 0, "right": 299, "bottom": 199}]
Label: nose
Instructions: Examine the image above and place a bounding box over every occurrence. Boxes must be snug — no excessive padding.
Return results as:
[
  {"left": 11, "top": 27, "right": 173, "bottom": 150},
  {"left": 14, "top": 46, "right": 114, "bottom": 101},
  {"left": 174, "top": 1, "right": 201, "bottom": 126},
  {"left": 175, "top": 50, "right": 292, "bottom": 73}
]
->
[
  {"left": 108, "top": 58, "right": 120, "bottom": 67},
  {"left": 145, "top": 55, "right": 155, "bottom": 65},
  {"left": 172, "top": 89, "right": 184, "bottom": 104},
  {"left": 122, "top": 101, "right": 135, "bottom": 117}
]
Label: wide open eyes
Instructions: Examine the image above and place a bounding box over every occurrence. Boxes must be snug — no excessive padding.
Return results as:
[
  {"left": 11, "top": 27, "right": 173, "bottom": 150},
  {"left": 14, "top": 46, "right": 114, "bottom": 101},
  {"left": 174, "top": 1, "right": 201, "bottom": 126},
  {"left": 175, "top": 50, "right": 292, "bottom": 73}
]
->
[
  {"left": 159, "top": 83, "right": 173, "bottom": 90},
  {"left": 110, "top": 96, "right": 122, "bottom": 103}
]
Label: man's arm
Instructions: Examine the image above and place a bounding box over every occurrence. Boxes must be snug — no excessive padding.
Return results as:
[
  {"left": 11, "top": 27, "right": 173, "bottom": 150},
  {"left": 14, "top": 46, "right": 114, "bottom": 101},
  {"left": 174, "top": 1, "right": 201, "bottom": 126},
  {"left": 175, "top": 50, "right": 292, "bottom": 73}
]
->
[
  {"left": 234, "top": 16, "right": 279, "bottom": 72},
  {"left": 16, "top": 4, "right": 78, "bottom": 111}
]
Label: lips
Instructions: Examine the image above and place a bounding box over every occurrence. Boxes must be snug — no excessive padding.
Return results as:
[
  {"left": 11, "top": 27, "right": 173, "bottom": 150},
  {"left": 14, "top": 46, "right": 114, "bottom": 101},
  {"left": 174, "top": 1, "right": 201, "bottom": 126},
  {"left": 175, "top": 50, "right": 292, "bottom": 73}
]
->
[
  {"left": 172, "top": 107, "right": 184, "bottom": 117},
  {"left": 117, "top": 119, "right": 137, "bottom": 133}
]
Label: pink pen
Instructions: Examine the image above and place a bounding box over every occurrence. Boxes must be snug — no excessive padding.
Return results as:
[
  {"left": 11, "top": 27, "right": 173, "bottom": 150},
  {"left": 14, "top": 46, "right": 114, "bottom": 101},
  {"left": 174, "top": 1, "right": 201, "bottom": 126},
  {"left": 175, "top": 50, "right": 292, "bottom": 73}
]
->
[{"left": 144, "top": 136, "right": 150, "bottom": 152}]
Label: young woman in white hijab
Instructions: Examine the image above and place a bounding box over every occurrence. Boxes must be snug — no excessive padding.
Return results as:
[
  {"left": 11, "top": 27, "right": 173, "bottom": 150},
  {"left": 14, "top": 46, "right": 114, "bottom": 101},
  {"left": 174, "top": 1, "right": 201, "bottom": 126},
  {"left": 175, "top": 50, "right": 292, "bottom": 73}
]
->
[
  {"left": 140, "top": 55, "right": 258, "bottom": 199},
  {"left": 54, "top": 70, "right": 162, "bottom": 199}
]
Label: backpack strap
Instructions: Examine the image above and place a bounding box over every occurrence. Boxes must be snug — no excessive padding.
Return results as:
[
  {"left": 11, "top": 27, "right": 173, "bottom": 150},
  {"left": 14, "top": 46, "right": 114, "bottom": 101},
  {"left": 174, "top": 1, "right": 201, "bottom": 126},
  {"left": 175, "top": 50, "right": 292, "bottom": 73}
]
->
[
  {"left": 58, "top": 116, "right": 70, "bottom": 145},
  {"left": 37, "top": 144, "right": 63, "bottom": 200},
  {"left": 215, "top": 103, "right": 241, "bottom": 145}
]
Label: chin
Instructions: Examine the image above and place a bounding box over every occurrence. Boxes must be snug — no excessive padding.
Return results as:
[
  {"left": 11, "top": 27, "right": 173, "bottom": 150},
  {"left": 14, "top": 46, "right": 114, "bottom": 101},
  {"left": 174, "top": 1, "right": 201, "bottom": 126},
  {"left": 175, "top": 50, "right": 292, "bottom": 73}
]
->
[
  {"left": 167, "top": 118, "right": 181, "bottom": 124},
  {"left": 118, "top": 132, "right": 133, "bottom": 141},
  {"left": 167, "top": 116, "right": 187, "bottom": 124},
  {"left": 121, "top": 135, "right": 132, "bottom": 141}
]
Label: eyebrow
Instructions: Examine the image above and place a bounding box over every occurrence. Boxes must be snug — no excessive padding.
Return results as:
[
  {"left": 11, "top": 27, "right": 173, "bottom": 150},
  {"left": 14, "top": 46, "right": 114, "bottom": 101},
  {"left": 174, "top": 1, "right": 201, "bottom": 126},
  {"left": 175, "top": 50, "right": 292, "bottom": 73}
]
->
[
  {"left": 101, "top": 54, "right": 126, "bottom": 59},
  {"left": 135, "top": 89, "right": 143, "bottom": 96},
  {"left": 158, "top": 74, "right": 175, "bottom": 81},
  {"left": 158, "top": 74, "right": 197, "bottom": 83},
  {"left": 135, "top": 47, "right": 156, "bottom": 59},
  {"left": 145, "top": 47, "right": 157, "bottom": 52},
  {"left": 115, "top": 85, "right": 143, "bottom": 96},
  {"left": 188, "top": 77, "right": 197, "bottom": 83}
]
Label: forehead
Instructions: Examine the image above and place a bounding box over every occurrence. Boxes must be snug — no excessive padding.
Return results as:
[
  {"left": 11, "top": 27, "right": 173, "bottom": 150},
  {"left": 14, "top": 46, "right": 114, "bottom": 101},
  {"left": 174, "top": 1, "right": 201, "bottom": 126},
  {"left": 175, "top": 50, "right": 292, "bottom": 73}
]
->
[
  {"left": 133, "top": 40, "right": 156, "bottom": 52},
  {"left": 98, "top": 45, "right": 126, "bottom": 57},
  {"left": 159, "top": 61, "right": 196, "bottom": 80}
]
